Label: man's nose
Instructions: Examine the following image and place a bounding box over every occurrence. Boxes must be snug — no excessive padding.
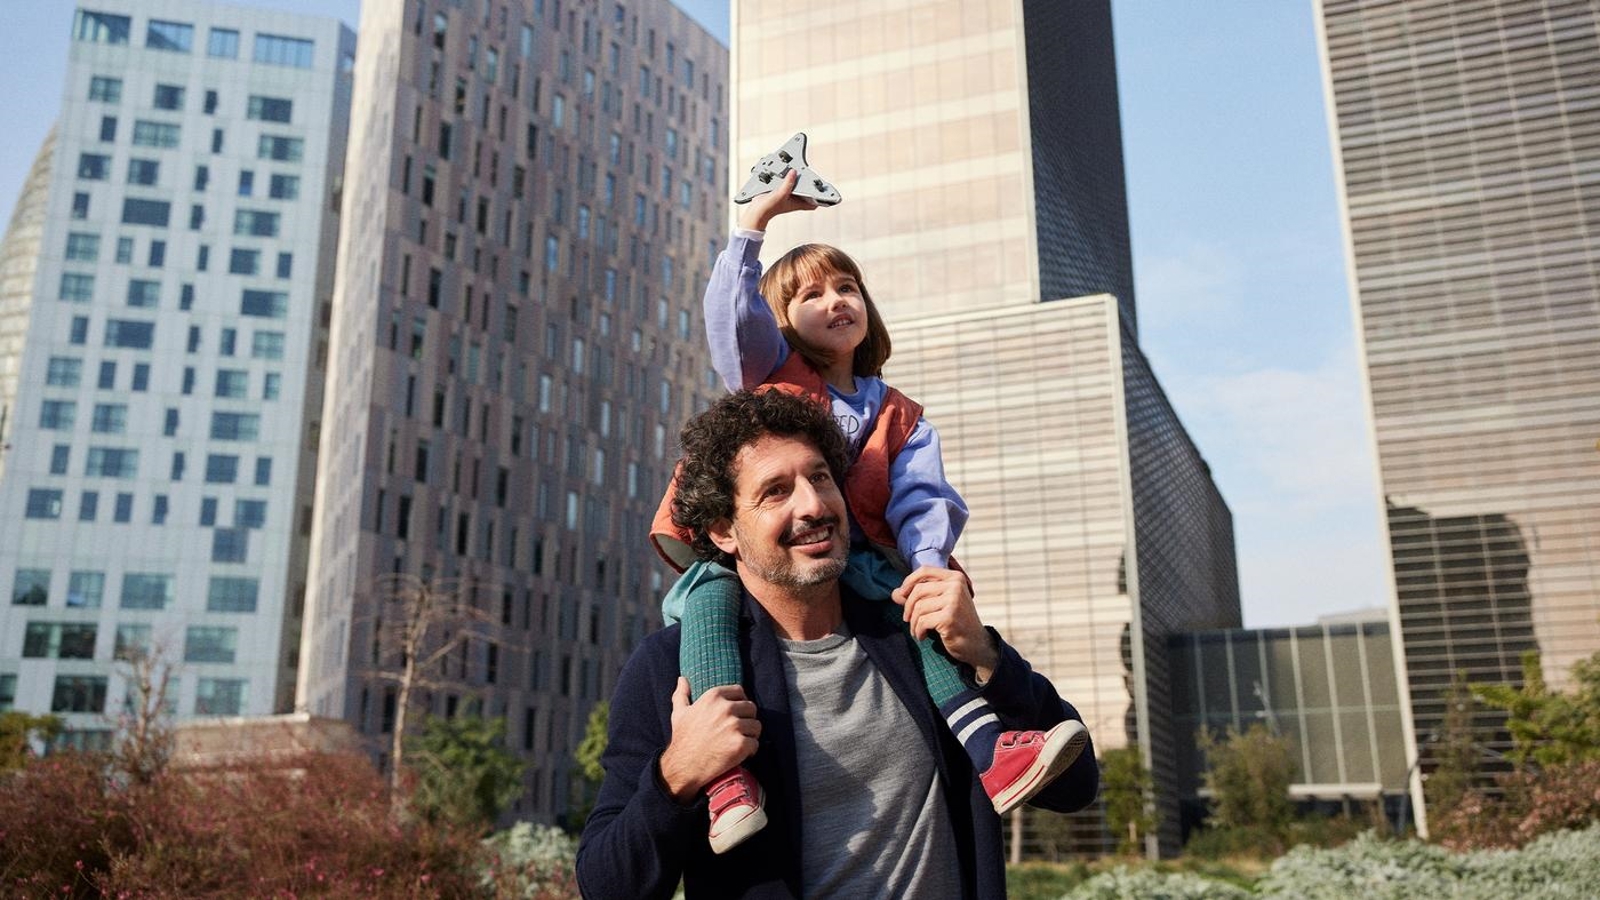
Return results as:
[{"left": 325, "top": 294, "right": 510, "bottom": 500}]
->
[{"left": 791, "top": 478, "right": 829, "bottom": 517}]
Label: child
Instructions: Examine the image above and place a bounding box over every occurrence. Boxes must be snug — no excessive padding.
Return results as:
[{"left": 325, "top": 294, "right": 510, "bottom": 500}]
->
[{"left": 650, "top": 170, "right": 1088, "bottom": 854}]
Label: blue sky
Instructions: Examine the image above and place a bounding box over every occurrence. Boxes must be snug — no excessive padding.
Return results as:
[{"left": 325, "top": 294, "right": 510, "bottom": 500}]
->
[{"left": 0, "top": 1, "right": 1388, "bottom": 628}]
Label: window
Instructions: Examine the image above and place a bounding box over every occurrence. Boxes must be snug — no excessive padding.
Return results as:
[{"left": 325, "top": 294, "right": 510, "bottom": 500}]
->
[
  {"left": 74, "top": 11, "right": 130, "bottom": 45},
  {"left": 25, "top": 489, "right": 64, "bottom": 520},
  {"left": 235, "top": 500, "right": 267, "bottom": 529},
  {"left": 70, "top": 317, "right": 89, "bottom": 344},
  {"left": 78, "top": 153, "right": 110, "bottom": 180},
  {"left": 120, "top": 199, "right": 171, "bottom": 227},
  {"left": 254, "top": 34, "right": 314, "bottom": 68},
  {"left": 132, "top": 121, "right": 181, "bottom": 148},
  {"left": 210, "top": 412, "right": 260, "bottom": 441},
  {"left": 258, "top": 135, "right": 303, "bottom": 162},
  {"left": 131, "top": 363, "right": 149, "bottom": 391},
  {"left": 90, "top": 404, "right": 128, "bottom": 433},
  {"left": 120, "top": 574, "right": 173, "bottom": 610},
  {"left": 275, "top": 253, "right": 292, "bottom": 279},
  {"left": 153, "top": 83, "right": 185, "bottom": 110},
  {"left": 229, "top": 248, "right": 260, "bottom": 275},
  {"left": 51, "top": 676, "right": 108, "bottom": 713},
  {"left": 126, "top": 279, "right": 160, "bottom": 308},
  {"left": 85, "top": 447, "right": 138, "bottom": 478},
  {"left": 67, "top": 571, "right": 105, "bottom": 608},
  {"left": 240, "top": 290, "right": 287, "bottom": 318},
  {"left": 220, "top": 329, "right": 236, "bottom": 355},
  {"left": 164, "top": 408, "right": 179, "bottom": 435},
  {"left": 211, "top": 528, "right": 248, "bottom": 563},
  {"left": 39, "top": 400, "right": 76, "bottom": 430},
  {"left": 114, "top": 624, "right": 152, "bottom": 661},
  {"left": 262, "top": 372, "right": 281, "bottom": 400},
  {"left": 194, "top": 165, "right": 210, "bottom": 190},
  {"left": 268, "top": 174, "right": 299, "bottom": 200},
  {"left": 0, "top": 674, "right": 12, "bottom": 712},
  {"left": 88, "top": 76, "right": 122, "bottom": 102},
  {"left": 215, "top": 370, "right": 248, "bottom": 398},
  {"left": 116, "top": 238, "right": 133, "bottom": 264},
  {"left": 98, "top": 361, "right": 116, "bottom": 389},
  {"left": 46, "top": 357, "right": 82, "bottom": 387},
  {"left": 12, "top": 569, "right": 49, "bottom": 606},
  {"left": 247, "top": 95, "right": 293, "bottom": 122},
  {"left": 207, "top": 577, "right": 258, "bottom": 612},
  {"left": 151, "top": 494, "right": 168, "bottom": 524},
  {"left": 204, "top": 454, "right": 238, "bottom": 483},
  {"left": 147, "top": 241, "right": 165, "bottom": 267},
  {"left": 254, "top": 457, "right": 272, "bottom": 486},
  {"left": 72, "top": 193, "right": 90, "bottom": 219},
  {"left": 105, "top": 319, "right": 155, "bottom": 348},
  {"left": 204, "top": 90, "right": 218, "bottom": 114},
  {"left": 59, "top": 273, "right": 95, "bottom": 302},
  {"left": 233, "top": 210, "right": 279, "bottom": 237},
  {"left": 200, "top": 497, "right": 218, "bottom": 526},
  {"left": 23, "top": 623, "right": 97, "bottom": 659},
  {"left": 195, "top": 678, "right": 247, "bottom": 715},
  {"left": 211, "top": 128, "right": 224, "bottom": 153},
  {"left": 237, "top": 170, "right": 254, "bottom": 196},
  {"left": 208, "top": 28, "right": 239, "bottom": 58},
  {"left": 99, "top": 116, "right": 117, "bottom": 142},
  {"left": 251, "top": 331, "right": 285, "bottom": 360},
  {"left": 114, "top": 492, "right": 132, "bottom": 522},
  {"left": 51, "top": 445, "right": 70, "bottom": 475},
  {"left": 146, "top": 20, "right": 194, "bottom": 53}
]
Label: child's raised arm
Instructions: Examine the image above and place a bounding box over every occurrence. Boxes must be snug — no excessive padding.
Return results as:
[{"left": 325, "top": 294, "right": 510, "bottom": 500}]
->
[{"left": 704, "top": 170, "right": 819, "bottom": 390}]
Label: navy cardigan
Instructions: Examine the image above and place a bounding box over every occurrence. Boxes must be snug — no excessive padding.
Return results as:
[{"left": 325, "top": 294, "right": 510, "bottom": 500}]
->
[{"left": 575, "top": 589, "right": 1099, "bottom": 899}]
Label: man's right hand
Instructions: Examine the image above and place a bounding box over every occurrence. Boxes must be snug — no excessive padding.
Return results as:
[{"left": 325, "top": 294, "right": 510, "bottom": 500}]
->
[
  {"left": 658, "top": 677, "right": 762, "bottom": 804},
  {"left": 737, "top": 169, "right": 819, "bottom": 232}
]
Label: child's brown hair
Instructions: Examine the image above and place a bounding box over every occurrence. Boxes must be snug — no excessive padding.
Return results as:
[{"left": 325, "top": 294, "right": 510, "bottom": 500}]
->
[{"left": 757, "top": 243, "right": 892, "bottom": 377}]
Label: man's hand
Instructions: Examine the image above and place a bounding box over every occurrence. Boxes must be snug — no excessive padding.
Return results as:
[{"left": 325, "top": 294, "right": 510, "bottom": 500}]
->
[
  {"left": 893, "top": 567, "right": 1000, "bottom": 683},
  {"left": 658, "top": 678, "right": 762, "bottom": 804},
  {"left": 737, "top": 169, "right": 819, "bottom": 232}
]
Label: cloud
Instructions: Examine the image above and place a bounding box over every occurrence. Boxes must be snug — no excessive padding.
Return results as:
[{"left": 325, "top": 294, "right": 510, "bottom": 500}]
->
[{"left": 1133, "top": 238, "right": 1244, "bottom": 322}]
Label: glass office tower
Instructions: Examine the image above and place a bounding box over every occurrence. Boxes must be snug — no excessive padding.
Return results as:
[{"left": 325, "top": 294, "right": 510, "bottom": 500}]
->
[
  {"left": 296, "top": 0, "right": 727, "bottom": 821},
  {"left": 733, "top": 0, "right": 1240, "bottom": 855},
  {"left": 0, "top": 1, "right": 353, "bottom": 744},
  {"left": 1316, "top": 0, "right": 1600, "bottom": 833}
]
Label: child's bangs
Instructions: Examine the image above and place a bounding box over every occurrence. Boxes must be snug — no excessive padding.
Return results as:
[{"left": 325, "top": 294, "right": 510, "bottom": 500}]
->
[{"left": 773, "top": 244, "right": 864, "bottom": 303}]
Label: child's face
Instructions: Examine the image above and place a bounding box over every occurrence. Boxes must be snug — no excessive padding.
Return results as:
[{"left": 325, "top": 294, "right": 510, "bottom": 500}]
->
[{"left": 785, "top": 267, "right": 867, "bottom": 368}]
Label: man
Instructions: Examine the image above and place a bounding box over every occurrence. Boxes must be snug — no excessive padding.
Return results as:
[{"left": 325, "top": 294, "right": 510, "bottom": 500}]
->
[{"left": 577, "top": 390, "right": 1098, "bottom": 898}]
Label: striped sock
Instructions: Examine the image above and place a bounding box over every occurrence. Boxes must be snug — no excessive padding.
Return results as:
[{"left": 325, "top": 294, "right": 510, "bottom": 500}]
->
[{"left": 939, "top": 690, "right": 1003, "bottom": 772}]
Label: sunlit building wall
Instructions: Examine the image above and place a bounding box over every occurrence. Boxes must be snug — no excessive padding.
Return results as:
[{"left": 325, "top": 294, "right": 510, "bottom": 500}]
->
[
  {"left": 0, "top": 1, "right": 353, "bottom": 744},
  {"left": 1316, "top": 0, "right": 1600, "bottom": 833}
]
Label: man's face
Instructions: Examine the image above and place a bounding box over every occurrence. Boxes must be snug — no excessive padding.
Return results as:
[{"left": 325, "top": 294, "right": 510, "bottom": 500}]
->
[{"left": 709, "top": 433, "right": 849, "bottom": 592}]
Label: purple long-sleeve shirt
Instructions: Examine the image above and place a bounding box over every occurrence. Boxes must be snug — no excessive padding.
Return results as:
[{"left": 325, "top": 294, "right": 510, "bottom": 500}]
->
[{"left": 704, "top": 230, "right": 968, "bottom": 570}]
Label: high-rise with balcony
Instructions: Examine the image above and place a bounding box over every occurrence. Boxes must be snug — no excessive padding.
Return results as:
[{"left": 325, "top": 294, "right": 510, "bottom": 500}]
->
[
  {"left": 295, "top": 1, "right": 727, "bottom": 821},
  {"left": 731, "top": 0, "right": 1239, "bottom": 854},
  {"left": 0, "top": 2, "right": 353, "bottom": 746},
  {"left": 1315, "top": 0, "right": 1600, "bottom": 833}
]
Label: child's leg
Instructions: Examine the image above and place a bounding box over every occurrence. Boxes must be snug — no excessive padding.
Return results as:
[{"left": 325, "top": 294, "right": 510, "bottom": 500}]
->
[
  {"left": 666, "top": 560, "right": 766, "bottom": 853},
  {"left": 855, "top": 550, "right": 1088, "bottom": 814},
  {"left": 672, "top": 560, "right": 743, "bottom": 700}
]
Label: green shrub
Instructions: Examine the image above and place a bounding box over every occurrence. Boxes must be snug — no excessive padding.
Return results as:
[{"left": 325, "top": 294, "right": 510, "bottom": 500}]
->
[
  {"left": 479, "top": 822, "right": 580, "bottom": 899},
  {"left": 1063, "top": 865, "right": 1250, "bottom": 899}
]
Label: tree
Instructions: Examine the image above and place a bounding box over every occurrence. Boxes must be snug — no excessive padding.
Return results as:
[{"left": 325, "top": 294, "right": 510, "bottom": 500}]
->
[
  {"left": 1425, "top": 670, "right": 1484, "bottom": 823},
  {"left": 1101, "top": 745, "right": 1157, "bottom": 856},
  {"left": 407, "top": 712, "right": 526, "bottom": 833},
  {"left": 0, "top": 711, "right": 62, "bottom": 771},
  {"left": 1473, "top": 650, "right": 1600, "bottom": 768},
  {"left": 113, "top": 644, "right": 176, "bottom": 784},
  {"left": 568, "top": 701, "right": 609, "bottom": 831},
  {"left": 1199, "top": 722, "right": 1295, "bottom": 846},
  {"left": 366, "top": 573, "right": 504, "bottom": 810}
]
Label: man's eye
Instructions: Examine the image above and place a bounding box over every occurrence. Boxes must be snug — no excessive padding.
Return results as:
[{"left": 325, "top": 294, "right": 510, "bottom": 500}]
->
[{"left": 810, "top": 472, "right": 832, "bottom": 485}]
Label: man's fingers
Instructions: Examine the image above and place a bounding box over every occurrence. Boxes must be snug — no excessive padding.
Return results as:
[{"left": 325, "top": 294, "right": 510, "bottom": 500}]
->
[{"left": 672, "top": 677, "right": 691, "bottom": 712}]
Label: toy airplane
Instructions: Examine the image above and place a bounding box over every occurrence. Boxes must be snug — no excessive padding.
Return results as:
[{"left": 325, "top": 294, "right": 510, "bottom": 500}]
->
[{"left": 733, "top": 133, "right": 842, "bottom": 206}]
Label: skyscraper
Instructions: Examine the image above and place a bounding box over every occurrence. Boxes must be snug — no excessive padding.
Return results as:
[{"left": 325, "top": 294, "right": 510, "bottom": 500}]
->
[
  {"left": 0, "top": 1, "right": 353, "bottom": 745},
  {"left": 295, "top": 1, "right": 727, "bottom": 820},
  {"left": 1316, "top": 0, "right": 1600, "bottom": 832},
  {"left": 732, "top": 0, "right": 1239, "bottom": 855}
]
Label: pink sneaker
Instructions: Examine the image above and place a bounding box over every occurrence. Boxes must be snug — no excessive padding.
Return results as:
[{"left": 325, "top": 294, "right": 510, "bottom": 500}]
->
[
  {"left": 706, "top": 765, "right": 767, "bottom": 854},
  {"left": 980, "top": 720, "right": 1089, "bottom": 814}
]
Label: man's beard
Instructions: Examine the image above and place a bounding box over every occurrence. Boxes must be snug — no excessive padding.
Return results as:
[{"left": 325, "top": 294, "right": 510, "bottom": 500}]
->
[{"left": 735, "top": 516, "right": 848, "bottom": 589}]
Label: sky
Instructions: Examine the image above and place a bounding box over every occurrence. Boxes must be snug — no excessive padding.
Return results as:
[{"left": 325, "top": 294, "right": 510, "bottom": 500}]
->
[{"left": 0, "top": 1, "right": 1389, "bottom": 629}]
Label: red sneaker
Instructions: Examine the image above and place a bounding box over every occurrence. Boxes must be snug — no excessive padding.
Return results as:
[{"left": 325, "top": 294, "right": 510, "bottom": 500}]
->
[
  {"left": 706, "top": 765, "right": 767, "bottom": 854},
  {"left": 980, "top": 720, "right": 1089, "bottom": 814}
]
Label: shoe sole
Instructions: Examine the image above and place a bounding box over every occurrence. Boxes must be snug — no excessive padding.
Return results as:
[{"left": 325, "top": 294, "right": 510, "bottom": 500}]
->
[
  {"left": 709, "top": 784, "right": 768, "bottom": 855},
  {"left": 991, "top": 721, "right": 1089, "bottom": 815}
]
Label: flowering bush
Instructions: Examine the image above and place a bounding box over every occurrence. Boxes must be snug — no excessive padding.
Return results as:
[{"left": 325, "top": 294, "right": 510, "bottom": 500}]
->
[{"left": 478, "top": 821, "right": 580, "bottom": 899}]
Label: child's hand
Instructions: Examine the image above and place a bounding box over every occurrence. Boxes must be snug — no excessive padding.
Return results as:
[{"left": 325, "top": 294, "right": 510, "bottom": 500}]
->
[
  {"left": 893, "top": 567, "right": 1000, "bottom": 683},
  {"left": 737, "top": 169, "right": 819, "bottom": 232}
]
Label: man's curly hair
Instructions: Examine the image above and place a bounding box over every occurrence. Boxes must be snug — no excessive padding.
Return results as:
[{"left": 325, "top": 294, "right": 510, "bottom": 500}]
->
[{"left": 671, "top": 389, "right": 851, "bottom": 567}]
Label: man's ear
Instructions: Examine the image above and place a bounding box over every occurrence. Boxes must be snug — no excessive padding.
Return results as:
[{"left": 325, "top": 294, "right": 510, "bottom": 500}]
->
[{"left": 707, "top": 518, "right": 738, "bottom": 557}]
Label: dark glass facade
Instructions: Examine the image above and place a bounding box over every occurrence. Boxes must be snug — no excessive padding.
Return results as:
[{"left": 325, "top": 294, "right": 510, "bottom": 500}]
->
[{"left": 1318, "top": 0, "right": 1600, "bottom": 829}]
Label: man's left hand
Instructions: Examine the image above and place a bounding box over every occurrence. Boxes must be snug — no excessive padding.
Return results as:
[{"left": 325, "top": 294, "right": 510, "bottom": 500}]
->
[{"left": 892, "top": 567, "right": 999, "bottom": 682}]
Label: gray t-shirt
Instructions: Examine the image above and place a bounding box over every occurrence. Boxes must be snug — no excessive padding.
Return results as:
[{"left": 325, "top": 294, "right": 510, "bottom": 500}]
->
[{"left": 779, "top": 626, "right": 962, "bottom": 898}]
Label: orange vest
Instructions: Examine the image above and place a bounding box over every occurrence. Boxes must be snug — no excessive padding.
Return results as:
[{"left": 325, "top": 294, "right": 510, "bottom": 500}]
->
[{"left": 649, "top": 353, "right": 925, "bottom": 573}]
